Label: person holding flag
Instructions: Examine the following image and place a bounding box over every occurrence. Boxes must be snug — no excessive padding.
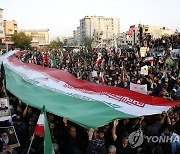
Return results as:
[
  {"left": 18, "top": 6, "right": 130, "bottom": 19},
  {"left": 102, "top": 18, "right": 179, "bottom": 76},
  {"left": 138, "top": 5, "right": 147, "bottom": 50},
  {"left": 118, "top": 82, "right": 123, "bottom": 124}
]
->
[
  {"left": 114, "top": 39, "right": 118, "bottom": 53},
  {"left": 27, "top": 106, "right": 55, "bottom": 154},
  {"left": 94, "top": 52, "right": 102, "bottom": 66},
  {"left": 50, "top": 52, "right": 57, "bottom": 68},
  {"left": 59, "top": 49, "right": 64, "bottom": 64},
  {"left": 43, "top": 52, "right": 49, "bottom": 67},
  {"left": 0, "top": 62, "right": 6, "bottom": 89}
]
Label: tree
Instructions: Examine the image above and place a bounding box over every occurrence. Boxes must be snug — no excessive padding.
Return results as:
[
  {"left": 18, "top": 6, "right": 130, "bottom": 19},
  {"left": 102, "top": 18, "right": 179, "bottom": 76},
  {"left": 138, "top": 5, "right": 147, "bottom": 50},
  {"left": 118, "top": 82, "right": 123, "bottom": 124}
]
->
[
  {"left": 11, "top": 32, "right": 32, "bottom": 49},
  {"left": 56, "top": 37, "right": 64, "bottom": 47},
  {"left": 49, "top": 38, "right": 64, "bottom": 48},
  {"left": 48, "top": 41, "right": 57, "bottom": 48},
  {"left": 84, "top": 37, "right": 92, "bottom": 49}
]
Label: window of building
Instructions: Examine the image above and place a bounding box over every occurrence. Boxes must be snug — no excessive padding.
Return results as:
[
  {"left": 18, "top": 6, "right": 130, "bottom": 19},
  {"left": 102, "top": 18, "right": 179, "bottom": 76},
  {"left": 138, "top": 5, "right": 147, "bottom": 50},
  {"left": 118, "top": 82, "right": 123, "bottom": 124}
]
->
[
  {"left": 145, "top": 29, "right": 148, "bottom": 31},
  {"left": 14, "top": 24, "right": 17, "bottom": 28}
]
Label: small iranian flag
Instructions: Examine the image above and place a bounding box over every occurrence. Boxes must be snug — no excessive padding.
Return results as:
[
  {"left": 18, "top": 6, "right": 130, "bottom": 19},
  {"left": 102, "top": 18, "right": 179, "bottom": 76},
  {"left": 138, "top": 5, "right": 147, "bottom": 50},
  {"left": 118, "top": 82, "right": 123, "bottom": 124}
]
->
[
  {"left": 50, "top": 52, "right": 57, "bottom": 67},
  {"left": 94, "top": 52, "right": 102, "bottom": 66},
  {"left": 34, "top": 106, "right": 54, "bottom": 154}
]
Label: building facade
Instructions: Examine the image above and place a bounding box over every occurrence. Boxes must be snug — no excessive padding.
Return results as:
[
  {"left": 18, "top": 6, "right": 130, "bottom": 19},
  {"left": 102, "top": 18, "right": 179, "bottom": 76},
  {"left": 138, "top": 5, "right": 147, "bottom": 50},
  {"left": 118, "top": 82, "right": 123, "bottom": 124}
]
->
[
  {"left": 66, "top": 37, "right": 75, "bottom": 46},
  {"left": 159, "top": 27, "right": 175, "bottom": 37},
  {"left": 143, "top": 25, "right": 175, "bottom": 39},
  {"left": 117, "top": 32, "right": 128, "bottom": 46},
  {"left": 73, "top": 26, "right": 81, "bottom": 46},
  {"left": 79, "top": 16, "right": 120, "bottom": 44},
  {"left": 0, "top": 8, "right": 4, "bottom": 44},
  {"left": 77, "top": 27, "right": 81, "bottom": 46},
  {"left": 4, "top": 20, "right": 18, "bottom": 44},
  {"left": 20, "top": 29, "right": 49, "bottom": 47},
  {"left": 73, "top": 30, "right": 78, "bottom": 45},
  {"left": 117, "top": 25, "right": 140, "bottom": 46},
  {"left": 118, "top": 25, "right": 175, "bottom": 46}
]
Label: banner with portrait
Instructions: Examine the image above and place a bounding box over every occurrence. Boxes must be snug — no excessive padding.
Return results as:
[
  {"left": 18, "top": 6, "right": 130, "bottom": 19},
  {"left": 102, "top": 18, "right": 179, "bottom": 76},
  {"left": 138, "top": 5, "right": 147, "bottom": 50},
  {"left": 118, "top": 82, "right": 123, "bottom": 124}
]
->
[
  {"left": 130, "top": 82, "right": 147, "bottom": 95},
  {"left": 0, "top": 126, "right": 20, "bottom": 148},
  {"left": 140, "top": 65, "right": 148, "bottom": 75},
  {"left": 0, "top": 98, "right": 11, "bottom": 121}
]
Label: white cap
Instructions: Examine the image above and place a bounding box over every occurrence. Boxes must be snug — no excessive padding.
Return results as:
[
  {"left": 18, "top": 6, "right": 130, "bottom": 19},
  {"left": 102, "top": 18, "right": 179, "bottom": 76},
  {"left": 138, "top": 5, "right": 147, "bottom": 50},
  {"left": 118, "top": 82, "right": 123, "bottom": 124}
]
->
[{"left": 172, "top": 88, "right": 177, "bottom": 92}]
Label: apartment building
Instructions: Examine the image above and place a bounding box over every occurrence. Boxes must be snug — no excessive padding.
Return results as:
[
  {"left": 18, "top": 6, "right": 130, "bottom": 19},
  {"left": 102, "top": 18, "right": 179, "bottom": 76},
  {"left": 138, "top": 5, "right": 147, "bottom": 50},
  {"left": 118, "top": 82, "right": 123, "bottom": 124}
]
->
[
  {"left": 79, "top": 16, "right": 120, "bottom": 44},
  {"left": 20, "top": 29, "right": 49, "bottom": 47},
  {"left": 118, "top": 25, "right": 175, "bottom": 46},
  {"left": 73, "top": 26, "right": 81, "bottom": 46},
  {"left": 4, "top": 20, "right": 18, "bottom": 44},
  {"left": 0, "top": 8, "right": 4, "bottom": 44}
]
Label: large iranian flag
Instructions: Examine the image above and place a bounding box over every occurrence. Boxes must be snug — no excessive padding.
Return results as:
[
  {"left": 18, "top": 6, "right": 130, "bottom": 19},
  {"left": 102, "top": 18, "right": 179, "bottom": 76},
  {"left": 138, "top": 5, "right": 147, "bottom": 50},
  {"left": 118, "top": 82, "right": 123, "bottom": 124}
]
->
[
  {"left": 34, "top": 106, "right": 54, "bottom": 154},
  {"left": 0, "top": 51, "right": 179, "bottom": 129}
]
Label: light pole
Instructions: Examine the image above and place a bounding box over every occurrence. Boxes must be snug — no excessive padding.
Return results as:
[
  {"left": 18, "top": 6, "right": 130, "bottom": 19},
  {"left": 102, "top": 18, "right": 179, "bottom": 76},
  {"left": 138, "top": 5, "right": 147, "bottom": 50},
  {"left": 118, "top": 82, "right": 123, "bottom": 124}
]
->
[{"left": 133, "top": 29, "right": 136, "bottom": 46}]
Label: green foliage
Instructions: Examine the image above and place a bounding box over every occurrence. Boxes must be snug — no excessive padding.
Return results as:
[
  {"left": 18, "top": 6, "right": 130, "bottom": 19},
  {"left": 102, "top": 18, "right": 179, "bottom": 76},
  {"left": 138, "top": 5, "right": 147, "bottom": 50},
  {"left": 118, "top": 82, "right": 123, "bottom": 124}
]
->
[
  {"left": 49, "top": 41, "right": 57, "bottom": 48},
  {"left": 84, "top": 37, "right": 92, "bottom": 49},
  {"left": 49, "top": 38, "right": 64, "bottom": 48},
  {"left": 56, "top": 37, "right": 64, "bottom": 47},
  {"left": 11, "top": 32, "right": 32, "bottom": 49}
]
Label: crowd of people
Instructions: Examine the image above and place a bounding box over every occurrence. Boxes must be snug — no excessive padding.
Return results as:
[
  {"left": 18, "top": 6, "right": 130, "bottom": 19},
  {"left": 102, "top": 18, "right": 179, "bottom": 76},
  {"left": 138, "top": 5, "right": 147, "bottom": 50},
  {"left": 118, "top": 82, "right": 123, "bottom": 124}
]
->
[
  {"left": 19, "top": 45, "right": 180, "bottom": 100},
  {"left": 0, "top": 44, "right": 180, "bottom": 154}
]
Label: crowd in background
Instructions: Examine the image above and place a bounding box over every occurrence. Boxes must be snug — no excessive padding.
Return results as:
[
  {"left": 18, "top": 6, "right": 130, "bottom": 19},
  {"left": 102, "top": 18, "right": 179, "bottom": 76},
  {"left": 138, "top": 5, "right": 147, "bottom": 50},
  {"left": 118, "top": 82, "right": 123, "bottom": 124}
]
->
[
  {"left": 0, "top": 42, "right": 180, "bottom": 154},
  {"left": 19, "top": 44, "right": 180, "bottom": 100}
]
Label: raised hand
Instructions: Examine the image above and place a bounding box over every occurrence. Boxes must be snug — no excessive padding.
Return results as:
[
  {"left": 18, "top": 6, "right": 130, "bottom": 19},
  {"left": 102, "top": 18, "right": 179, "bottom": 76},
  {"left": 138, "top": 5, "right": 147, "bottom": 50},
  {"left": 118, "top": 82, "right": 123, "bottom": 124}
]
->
[
  {"left": 113, "top": 119, "right": 119, "bottom": 127},
  {"left": 87, "top": 128, "right": 94, "bottom": 140},
  {"left": 63, "top": 117, "right": 68, "bottom": 126}
]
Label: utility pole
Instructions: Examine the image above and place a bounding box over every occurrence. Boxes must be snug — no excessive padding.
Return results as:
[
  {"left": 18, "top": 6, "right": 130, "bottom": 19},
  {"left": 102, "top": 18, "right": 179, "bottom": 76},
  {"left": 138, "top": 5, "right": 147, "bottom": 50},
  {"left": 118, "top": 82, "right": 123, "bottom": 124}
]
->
[
  {"left": 138, "top": 24, "right": 143, "bottom": 58},
  {"left": 133, "top": 29, "right": 136, "bottom": 45}
]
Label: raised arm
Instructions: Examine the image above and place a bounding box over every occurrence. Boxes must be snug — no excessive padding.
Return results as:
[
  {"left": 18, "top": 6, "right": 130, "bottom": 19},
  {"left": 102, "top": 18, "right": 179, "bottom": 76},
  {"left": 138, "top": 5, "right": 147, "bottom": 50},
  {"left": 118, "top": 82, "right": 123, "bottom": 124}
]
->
[
  {"left": 112, "top": 119, "right": 119, "bottom": 141},
  {"left": 23, "top": 104, "right": 28, "bottom": 117}
]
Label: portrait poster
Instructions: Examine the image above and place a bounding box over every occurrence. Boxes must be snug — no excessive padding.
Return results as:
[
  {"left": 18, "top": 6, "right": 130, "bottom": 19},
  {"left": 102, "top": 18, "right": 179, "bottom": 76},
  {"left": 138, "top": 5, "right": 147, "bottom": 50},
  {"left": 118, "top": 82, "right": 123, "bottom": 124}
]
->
[{"left": 0, "top": 126, "right": 20, "bottom": 148}]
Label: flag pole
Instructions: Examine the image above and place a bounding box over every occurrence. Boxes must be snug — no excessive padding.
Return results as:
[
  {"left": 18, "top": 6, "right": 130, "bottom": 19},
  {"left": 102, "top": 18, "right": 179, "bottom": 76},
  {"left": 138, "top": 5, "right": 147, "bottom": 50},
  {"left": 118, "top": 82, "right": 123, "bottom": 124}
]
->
[{"left": 27, "top": 133, "right": 35, "bottom": 154}]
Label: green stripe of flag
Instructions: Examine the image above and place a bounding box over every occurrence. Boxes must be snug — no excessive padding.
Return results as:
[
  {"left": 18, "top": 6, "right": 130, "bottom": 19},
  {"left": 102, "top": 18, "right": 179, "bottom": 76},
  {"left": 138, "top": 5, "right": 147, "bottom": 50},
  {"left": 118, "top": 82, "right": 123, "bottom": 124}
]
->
[{"left": 5, "top": 66, "right": 136, "bottom": 129}]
